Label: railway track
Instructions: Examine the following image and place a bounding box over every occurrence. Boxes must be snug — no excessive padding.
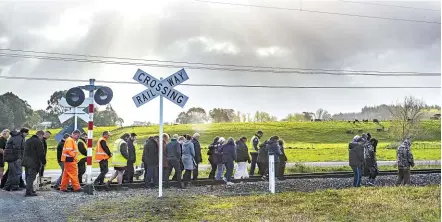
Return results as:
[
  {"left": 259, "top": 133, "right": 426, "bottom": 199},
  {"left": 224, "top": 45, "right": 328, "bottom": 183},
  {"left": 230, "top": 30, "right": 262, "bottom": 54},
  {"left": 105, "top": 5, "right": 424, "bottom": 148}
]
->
[{"left": 92, "top": 168, "right": 441, "bottom": 191}]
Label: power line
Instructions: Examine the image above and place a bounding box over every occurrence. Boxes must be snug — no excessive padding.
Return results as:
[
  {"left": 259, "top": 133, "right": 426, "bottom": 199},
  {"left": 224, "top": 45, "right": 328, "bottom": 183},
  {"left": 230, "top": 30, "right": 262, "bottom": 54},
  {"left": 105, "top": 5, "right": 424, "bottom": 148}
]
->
[
  {"left": 0, "top": 48, "right": 438, "bottom": 75},
  {"left": 0, "top": 52, "right": 440, "bottom": 77},
  {"left": 0, "top": 76, "right": 438, "bottom": 89},
  {"left": 340, "top": 0, "right": 440, "bottom": 12},
  {"left": 193, "top": 0, "right": 441, "bottom": 24}
]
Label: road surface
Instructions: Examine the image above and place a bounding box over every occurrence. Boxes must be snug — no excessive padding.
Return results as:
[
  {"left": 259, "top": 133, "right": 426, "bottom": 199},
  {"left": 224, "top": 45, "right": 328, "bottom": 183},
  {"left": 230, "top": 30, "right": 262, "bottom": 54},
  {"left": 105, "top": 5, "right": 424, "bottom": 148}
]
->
[{"left": 39, "top": 160, "right": 440, "bottom": 182}]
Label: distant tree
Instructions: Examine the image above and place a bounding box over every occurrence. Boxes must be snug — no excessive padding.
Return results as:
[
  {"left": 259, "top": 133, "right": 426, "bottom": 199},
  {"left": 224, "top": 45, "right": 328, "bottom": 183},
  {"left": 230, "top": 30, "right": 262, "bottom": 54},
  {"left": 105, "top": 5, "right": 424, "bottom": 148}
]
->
[
  {"left": 176, "top": 111, "right": 189, "bottom": 124},
  {"left": 46, "top": 90, "right": 68, "bottom": 128},
  {"left": 389, "top": 96, "right": 425, "bottom": 141},
  {"left": 302, "top": 112, "right": 314, "bottom": 121},
  {"left": 282, "top": 113, "right": 308, "bottom": 122},
  {"left": 241, "top": 113, "right": 247, "bottom": 122},
  {"left": 0, "top": 99, "right": 15, "bottom": 129},
  {"left": 233, "top": 111, "right": 241, "bottom": 122},
  {"left": 0, "top": 92, "right": 33, "bottom": 129},
  {"left": 209, "top": 108, "right": 236, "bottom": 122},
  {"left": 94, "top": 104, "right": 123, "bottom": 127},
  {"left": 254, "top": 111, "right": 278, "bottom": 122},
  {"left": 25, "top": 111, "right": 43, "bottom": 129},
  {"left": 186, "top": 107, "right": 208, "bottom": 123}
]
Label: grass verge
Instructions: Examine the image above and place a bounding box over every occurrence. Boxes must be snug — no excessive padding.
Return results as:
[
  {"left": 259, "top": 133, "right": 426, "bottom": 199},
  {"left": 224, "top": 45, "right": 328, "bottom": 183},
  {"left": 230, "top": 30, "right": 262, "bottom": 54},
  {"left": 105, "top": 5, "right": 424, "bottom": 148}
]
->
[{"left": 72, "top": 185, "right": 441, "bottom": 222}]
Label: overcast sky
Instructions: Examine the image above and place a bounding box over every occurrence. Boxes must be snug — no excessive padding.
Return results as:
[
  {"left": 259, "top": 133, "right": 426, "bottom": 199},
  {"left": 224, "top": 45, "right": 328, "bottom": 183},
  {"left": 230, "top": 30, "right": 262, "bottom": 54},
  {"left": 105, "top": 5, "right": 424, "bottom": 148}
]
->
[{"left": 0, "top": 0, "right": 440, "bottom": 125}]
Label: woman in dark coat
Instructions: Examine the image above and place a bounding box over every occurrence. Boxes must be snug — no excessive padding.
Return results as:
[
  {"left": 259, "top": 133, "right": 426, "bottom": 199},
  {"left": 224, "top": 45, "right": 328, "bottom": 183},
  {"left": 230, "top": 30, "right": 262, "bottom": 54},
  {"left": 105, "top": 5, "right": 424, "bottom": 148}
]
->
[
  {"left": 222, "top": 137, "right": 236, "bottom": 185},
  {"left": 207, "top": 137, "right": 219, "bottom": 179}
]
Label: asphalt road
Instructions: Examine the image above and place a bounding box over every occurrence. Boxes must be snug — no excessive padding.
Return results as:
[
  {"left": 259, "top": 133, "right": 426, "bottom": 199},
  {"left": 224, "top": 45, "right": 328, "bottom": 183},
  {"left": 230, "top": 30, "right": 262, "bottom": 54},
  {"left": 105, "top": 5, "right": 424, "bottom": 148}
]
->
[{"left": 39, "top": 160, "right": 440, "bottom": 182}]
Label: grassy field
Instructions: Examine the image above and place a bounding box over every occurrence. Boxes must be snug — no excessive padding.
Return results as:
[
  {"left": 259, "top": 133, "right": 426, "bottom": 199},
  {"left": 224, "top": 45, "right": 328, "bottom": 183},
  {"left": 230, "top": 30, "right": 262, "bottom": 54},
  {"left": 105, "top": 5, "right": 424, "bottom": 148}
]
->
[
  {"left": 31, "top": 121, "right": 440, "bottom": 169},
  {"left": 72, "top": 185, "right": 441, "bottom": 221}
]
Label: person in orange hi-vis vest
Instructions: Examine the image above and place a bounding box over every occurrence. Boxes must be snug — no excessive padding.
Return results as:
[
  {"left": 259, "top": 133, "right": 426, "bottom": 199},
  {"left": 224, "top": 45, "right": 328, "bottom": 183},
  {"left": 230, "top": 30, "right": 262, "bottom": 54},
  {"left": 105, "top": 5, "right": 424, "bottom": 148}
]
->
[
  {"left": 60, "top": 130, "right": 82, "bottom": 192},
  {"left": 94, "top": 131, "right": 112, "bottom": 185}
]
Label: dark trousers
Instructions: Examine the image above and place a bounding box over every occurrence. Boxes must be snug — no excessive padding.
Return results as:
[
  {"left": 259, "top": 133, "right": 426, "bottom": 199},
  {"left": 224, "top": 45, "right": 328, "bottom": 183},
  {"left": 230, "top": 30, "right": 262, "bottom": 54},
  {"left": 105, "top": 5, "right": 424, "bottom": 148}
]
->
[
  {"left": 249, "top": 152, "right": 258, "bottom": 176},
  {"left": 396, "top": 168, "right": 411, "bottom": 185},
  {"left": 208, "top": 161, "right": 217, "bottom": 179},
  {"left": 4, "top": 159, "right": 23, "bottom": 190},
  {"left": 39, "top": 165, "right": 44, "bottom": 178},
  {"left": 124, "top": 161, "right": 135, "bottom": 183},
  {"left": 264, "top": 161, "right": 279, "bottom": 178},
  {"left": 224, "top": 161, "right": 234, "bottom": 182},
  {"left": 78, "top": 161, "right": 86, "bottom": 184},
  {"left": 172, "top": 161, "right": 184, "bottom": 181},
  {"left": 278, "top": 161, "right": 286, "bottom": 178},
  {"left": 0, "top": 168, "right": 25, "bottom": 188},
  {"left": 183, "top": 169, "right": 192, "bottom": 186},
  {"left": 94, "top": 159, "right": 109, "bottom": 185},
  {"left": 367, "top": 166, "right": 378, "bottom": 181},
  {"left": 351, "top": 166, "right": 362, "bottom": 187},
  {"left": 192, "top": 163, "right": 199, "bottom": 180},
  {"left": 25, "top": 167, "right": 38, "bottom": 194},
  {"left": 260, "top": 161, "right": 269, "bottom": 177},
  {"left": 144, "top": 165, "right": 159, "bottom": 187},
  {"left": 165, "top": 159, "right": 182, "bottom": 187}
]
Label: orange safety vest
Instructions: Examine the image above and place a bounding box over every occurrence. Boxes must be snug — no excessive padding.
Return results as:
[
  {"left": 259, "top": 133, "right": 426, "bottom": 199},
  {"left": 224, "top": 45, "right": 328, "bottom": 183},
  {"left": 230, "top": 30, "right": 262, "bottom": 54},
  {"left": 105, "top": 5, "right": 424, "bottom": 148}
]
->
[
  {"left": 61, "top": 137, "right": 78, "bottom": 163},
  {"left": 95, "top": 137, "right": 110, "bottom": 161}
]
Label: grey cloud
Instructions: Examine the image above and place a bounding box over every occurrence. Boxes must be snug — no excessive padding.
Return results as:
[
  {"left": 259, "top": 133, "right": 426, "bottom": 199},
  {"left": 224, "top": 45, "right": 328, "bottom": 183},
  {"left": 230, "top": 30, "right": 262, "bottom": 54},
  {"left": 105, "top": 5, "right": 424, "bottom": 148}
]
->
[{"left": 0, "top": 1, "right": 439, "bottom": 124}]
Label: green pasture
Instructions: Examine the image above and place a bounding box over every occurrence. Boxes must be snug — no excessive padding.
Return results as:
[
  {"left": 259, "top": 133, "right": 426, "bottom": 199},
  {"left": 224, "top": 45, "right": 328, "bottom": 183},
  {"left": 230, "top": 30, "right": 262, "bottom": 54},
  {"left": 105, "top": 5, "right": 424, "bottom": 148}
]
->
[{"left": 28, "top": 121, "right": 440, "bottom": 170}]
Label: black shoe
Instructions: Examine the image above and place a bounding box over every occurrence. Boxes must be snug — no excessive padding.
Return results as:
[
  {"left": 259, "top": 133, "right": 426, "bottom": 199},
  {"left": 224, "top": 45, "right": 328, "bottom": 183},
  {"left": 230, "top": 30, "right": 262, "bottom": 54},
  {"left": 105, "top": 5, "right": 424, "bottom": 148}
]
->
[
  {"left": 25, "top": 193, "right": 38, "bottom": 197},
  {"left": 32, "top": 190, "right": 36, "bottom": 194},
  {"left": 11, "top": 187, "right": 23, "bottom": 191},
  {"left": 3, "top": 187, "right": 10, "bottom": 191}
]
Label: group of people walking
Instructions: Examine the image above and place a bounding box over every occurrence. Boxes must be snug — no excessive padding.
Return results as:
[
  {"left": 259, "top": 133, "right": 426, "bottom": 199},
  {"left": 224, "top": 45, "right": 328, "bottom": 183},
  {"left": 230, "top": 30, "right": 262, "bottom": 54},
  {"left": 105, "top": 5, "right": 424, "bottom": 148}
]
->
[
  {"left": 0, "top": 126, "right": 417, "bottom": 196},
  {"left": 348, "top": 133, "right": 415, "bottom": 187},
  {"left": 0, "top": 128, "right": 51, "bottom": 196},
  {"left": 207, "top": 130, "right": 288, "bottom": 185}
]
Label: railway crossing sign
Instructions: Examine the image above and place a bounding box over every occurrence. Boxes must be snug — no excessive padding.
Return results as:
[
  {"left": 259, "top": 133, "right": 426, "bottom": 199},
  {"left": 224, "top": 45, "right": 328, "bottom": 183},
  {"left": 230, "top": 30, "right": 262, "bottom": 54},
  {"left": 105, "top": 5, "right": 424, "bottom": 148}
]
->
[
  {"left": 132, "top": 68, "right": 189, "bottom": 197},
  {"left": 132, "top": 68, "right": 189, "bottom": 108},
  {"left": 58, "top": 97, "right": 89, "bottom": 129}
]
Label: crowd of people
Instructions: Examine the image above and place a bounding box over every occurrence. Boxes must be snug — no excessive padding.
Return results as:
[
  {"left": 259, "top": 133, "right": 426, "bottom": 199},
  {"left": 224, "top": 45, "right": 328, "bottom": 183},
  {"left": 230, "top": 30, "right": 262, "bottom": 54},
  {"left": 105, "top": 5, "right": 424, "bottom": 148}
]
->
[
  {"left": 348, "top": 133, "right": 415, "bottom": 187},
  {"left": 0, "top": 126, "right": 416, "bottom": 197}
]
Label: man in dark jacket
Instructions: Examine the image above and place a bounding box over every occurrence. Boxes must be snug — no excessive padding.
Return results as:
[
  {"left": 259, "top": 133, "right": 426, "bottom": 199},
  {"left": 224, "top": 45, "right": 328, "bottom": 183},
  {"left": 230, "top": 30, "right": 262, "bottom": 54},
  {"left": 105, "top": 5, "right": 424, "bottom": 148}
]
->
[
  {"left": 191, "top": 133, "right": 201, "bottom": 180},
  {"left": 3, "top": 128, "right": 28, "bottom": 191},
  {"left": 142, "top": 136, "right": 159, "bottom": 188},
  {"left": 257, "top": 140, "right": 269, "bottom": 177},
  {"left": 54, "top": 133, "right": 70, "bottom": 189},
  {"left": 165, "top": 134, "right": 183, "bottom": 188},
  {"left": 77, "top": 133, "right": 88, "bottom": 185},
  {"left": 38, "top": 131, "right": 51, "bottom": 182},
  {"left": 349, "top": 136, "right": 365, "bottom": 187},
  {"left": 22, "top": 131, "right": 46, "bottom": 197},
  {"left": 396, "top": 138, "right": 414, "bottom": 185},
  {"left": 265, "top": 136, "right": 283, "bottom": 179},
  {"left": 124, "top": 133, "right": 137, "bottom": 183},
  {"left": 249, "top": 130, "right": 263, "bottom": 176}
]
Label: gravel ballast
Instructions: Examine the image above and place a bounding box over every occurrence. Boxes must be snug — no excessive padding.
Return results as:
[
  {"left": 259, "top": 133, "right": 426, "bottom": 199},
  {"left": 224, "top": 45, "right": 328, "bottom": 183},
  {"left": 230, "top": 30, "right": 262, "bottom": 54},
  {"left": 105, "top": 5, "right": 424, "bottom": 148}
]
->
[{"left": 1, "top": 173, "right": 440, "bottom": 222}]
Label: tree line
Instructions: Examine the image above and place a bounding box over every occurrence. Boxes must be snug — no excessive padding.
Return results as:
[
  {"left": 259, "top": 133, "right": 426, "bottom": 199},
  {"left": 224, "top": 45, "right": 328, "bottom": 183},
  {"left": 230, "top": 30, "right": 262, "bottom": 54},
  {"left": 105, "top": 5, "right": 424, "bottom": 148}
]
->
[{"left": 0, "top": 91, "right": 124, "bottom": 130}]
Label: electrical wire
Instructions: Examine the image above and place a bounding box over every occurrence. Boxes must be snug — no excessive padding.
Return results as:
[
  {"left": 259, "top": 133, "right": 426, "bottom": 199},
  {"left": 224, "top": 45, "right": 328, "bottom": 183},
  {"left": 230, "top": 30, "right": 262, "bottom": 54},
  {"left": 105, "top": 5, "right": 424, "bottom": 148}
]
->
[
  {"left": 0, "top": 76, "right": 438, "bottom": 89},
  {"left": 0, "top": 48, "right": 438, "bottom": 75},
  {"left": 0, "top": 52, "right": 439, "bottom": 77},
  {"left": 340, "top": 0, "right": 440, "bottom": 12},
  {"left": 193, "top": 0, "right": 441, "bottom": 24}
]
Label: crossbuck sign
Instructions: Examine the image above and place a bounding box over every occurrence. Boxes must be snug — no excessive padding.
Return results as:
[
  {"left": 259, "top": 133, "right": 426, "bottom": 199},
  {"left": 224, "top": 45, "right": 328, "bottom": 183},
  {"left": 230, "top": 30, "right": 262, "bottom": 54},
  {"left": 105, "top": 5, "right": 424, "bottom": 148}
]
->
[
  {"left": 132, "top": 68, "right": 189, "bottom": 198},
  {"left": 132, "top": 68, "right": 189, "bottom": 108}
]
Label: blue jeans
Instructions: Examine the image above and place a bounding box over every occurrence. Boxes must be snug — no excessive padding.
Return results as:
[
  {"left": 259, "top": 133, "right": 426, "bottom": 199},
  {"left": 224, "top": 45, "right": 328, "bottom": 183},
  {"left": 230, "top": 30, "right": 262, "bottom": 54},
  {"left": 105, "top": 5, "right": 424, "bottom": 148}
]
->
[
  {"left": 351, "top": 166, "right": 362, "bottom": 187},
  {"left": 215, "top": 164, "right": 224, "bottom": 180},
  {"left": 55, "top": 162, "right": 64, "bottom": 187}
]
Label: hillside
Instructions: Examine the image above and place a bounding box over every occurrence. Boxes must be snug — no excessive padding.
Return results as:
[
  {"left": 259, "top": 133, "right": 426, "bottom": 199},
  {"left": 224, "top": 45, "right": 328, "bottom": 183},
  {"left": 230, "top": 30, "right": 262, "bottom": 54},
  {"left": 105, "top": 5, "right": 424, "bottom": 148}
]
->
[{"left": 34, "top": 121, "right": 441, "bottom": 169}]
